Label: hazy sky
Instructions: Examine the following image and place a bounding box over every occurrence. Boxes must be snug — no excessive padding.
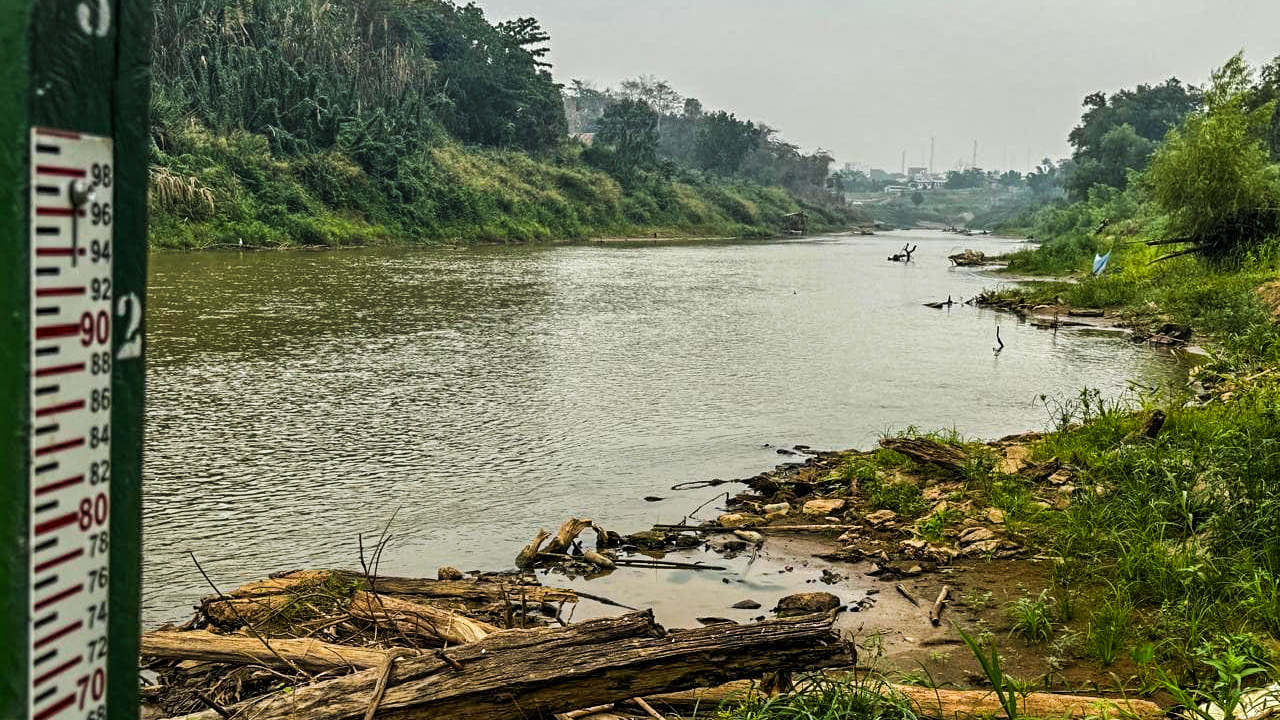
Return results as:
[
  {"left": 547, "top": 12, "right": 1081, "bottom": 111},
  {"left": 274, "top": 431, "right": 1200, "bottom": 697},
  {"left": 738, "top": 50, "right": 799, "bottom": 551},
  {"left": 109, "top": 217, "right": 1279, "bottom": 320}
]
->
[{"left": 476, "top": 0, "right": 1280, "bottom": 173}]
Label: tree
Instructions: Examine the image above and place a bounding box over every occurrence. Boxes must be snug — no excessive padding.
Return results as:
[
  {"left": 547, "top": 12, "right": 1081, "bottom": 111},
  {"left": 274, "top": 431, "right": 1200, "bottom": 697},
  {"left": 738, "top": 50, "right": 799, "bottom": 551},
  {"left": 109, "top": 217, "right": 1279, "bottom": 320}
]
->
[
  {"left": 596, "top": 98, "right": 660, "bottom": 169},
  {"left": 911, "top": 191, "right": 924, "bottom": 206},
  {"left": 1027, "top": 158, "right": 1072, "bottom": 198},
  {"left": 945, "top": 167, "right": 986, "bottom": 189},
  {"left": 1246, "top": 53, "right": 1280, "bottom": 159},
  {"left": 1065, "top": 78, "right": 1202, "bottom": 199},
  {"left": 1144, "top": 53, "right": 1280, "bottom": 262},
  {"left": 565, "top": 79, "right": 611, "bottom": 133},
  {"left": 618, "top": 75, "right": 683, "bottom": 115},
  {"left": 1068, "top": 124, "right": 1157, "bottom": 194},
  {"left": 997, "top": 170, "right": 1024, "bottom": 187},
  {"left": 695, "top": 111, "right": 763, "bottom": 175}
]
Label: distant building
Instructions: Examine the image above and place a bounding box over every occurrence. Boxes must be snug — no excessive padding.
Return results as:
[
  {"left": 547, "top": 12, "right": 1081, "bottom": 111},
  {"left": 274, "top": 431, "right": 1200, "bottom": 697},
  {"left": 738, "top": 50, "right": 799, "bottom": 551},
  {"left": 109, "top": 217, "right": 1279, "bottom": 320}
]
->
[{"left": 908, "top": 178, "right": 944, "bottom": 190}]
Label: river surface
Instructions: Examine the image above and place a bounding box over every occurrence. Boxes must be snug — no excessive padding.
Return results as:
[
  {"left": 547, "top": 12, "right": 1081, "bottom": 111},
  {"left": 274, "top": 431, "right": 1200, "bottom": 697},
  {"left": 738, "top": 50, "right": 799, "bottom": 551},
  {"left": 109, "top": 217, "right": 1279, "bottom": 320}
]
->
[{"left": 143, "top": 230, "right": 1183, "bottom": 623}]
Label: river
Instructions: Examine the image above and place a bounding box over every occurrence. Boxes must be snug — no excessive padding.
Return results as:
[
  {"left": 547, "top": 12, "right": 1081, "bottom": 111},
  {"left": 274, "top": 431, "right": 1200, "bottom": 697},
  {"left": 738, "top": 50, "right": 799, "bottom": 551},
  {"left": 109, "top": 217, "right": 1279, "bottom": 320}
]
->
[{"left": 142, "top": 229, "right": 1183, "bottom": 623}]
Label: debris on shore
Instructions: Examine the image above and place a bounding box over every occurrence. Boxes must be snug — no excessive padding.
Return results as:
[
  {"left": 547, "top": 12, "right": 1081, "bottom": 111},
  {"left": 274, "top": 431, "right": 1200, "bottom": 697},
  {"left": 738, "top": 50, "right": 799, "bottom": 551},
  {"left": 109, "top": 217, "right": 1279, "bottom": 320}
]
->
[
  {"left": 948, "top": 249, "right": 994, "bottom": 266},
  {"left": 142, "top": 424, "right": 1186, "bottom": 720},
  {"left": 142, "top": 569, "right": 849, "bottom": 720}
]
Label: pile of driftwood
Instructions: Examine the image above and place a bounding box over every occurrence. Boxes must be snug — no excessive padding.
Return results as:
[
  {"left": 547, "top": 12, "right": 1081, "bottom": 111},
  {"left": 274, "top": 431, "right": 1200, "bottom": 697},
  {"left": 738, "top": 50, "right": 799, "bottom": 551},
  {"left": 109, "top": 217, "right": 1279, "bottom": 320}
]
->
[
  {"left": 514, "top": 517, "right": 727, "bottom": 575},
  {"left": 948, "top": 249, "right": 989, "bottom": 266},
  {"left": 140, "top": 510, "right": 1172, "bottom": 720},
  {"left": 141, "top": 567, "right": 850, "bottom": 720}
]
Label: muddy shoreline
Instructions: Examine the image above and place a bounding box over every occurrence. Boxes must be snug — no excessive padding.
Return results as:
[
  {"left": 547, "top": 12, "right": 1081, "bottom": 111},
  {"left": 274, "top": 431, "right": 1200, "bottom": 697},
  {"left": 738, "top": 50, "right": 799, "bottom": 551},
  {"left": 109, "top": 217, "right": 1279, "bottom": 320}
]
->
[{"left": 143, "top": 428, "right": 1168, "bottom": 720}]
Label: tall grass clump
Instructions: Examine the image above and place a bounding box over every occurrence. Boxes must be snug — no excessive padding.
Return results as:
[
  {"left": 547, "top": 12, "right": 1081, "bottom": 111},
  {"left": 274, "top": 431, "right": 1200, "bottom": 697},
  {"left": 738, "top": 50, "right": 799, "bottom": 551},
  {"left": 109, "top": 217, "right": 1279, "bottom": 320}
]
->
[{"left": 708, "top": 675, "right": 921, "bottom": 720}]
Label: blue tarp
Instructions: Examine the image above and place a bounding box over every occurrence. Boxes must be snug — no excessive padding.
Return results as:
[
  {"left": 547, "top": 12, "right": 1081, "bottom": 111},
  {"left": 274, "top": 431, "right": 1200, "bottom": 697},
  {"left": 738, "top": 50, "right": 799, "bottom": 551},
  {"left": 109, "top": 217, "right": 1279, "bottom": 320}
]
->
[{"left": 1092, "top": 250, "right": 1112, "bottom": 276}]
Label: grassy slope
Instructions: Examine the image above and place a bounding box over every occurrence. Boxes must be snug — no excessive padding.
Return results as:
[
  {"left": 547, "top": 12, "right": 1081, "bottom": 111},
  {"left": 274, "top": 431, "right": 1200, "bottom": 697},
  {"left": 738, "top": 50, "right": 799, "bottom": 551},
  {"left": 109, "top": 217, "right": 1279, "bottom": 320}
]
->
[
  {"left": 147, "top": 122, "right": 861, "bottom": 249},
  {"left": 968, "top": 215, "right": 1280, "bottom": 686}
]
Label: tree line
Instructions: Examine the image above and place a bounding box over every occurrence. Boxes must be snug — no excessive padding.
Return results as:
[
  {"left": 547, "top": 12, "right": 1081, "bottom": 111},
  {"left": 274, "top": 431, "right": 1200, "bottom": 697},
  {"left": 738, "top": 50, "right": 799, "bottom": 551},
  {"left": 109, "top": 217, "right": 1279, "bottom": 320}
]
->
[
  {"left": 564, "top": 76, "right": 838, "bottom": 203},
  {"left": 1017, "top": 52, "right": 1280, "bottom": 264}
]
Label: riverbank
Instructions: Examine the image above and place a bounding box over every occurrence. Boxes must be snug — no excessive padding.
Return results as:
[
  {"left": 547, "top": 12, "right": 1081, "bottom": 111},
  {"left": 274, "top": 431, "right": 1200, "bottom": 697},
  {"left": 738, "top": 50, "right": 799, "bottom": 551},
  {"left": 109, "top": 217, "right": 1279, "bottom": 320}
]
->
[
  {"left": 142, "top": 388, "right": 1280, "bottom": 719},
  {"left": 138, "top": 342, "right": 1278, "bottom": 717},
  {"left": 147, "top": 123, "right": 862, "bottom": 250}
]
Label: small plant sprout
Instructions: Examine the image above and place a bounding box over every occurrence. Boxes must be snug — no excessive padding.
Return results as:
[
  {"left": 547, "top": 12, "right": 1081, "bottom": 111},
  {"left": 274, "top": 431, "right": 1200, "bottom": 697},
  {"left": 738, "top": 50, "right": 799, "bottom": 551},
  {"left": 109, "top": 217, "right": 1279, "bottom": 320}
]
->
[{"left": 1007, "top": 590, "right": 1055, "bottom": 644}]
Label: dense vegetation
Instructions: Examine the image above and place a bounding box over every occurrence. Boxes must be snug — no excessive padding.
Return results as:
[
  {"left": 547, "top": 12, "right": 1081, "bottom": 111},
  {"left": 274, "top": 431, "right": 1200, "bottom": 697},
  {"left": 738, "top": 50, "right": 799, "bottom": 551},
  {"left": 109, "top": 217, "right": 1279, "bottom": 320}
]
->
[
  {"left": 952, "top": 53, "right": 1280, "bottom": 701},
  {"left": 147, "top": 0, "right": 860, "bottom": 248}
]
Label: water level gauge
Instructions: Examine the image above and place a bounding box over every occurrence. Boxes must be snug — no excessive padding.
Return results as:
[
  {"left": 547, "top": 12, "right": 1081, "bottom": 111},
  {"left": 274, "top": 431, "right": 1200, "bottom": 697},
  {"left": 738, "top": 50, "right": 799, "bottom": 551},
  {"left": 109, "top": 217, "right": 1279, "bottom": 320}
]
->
[{"left": 26, "top": 127, "right": 114, "bottom": 720}]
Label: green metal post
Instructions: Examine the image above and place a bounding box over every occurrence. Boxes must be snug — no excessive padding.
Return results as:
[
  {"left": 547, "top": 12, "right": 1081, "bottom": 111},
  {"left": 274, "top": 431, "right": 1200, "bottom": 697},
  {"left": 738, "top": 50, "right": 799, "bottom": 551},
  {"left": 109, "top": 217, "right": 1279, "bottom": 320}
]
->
[{"left": 1, "top": 0, "right": 151, "bottom": 714}]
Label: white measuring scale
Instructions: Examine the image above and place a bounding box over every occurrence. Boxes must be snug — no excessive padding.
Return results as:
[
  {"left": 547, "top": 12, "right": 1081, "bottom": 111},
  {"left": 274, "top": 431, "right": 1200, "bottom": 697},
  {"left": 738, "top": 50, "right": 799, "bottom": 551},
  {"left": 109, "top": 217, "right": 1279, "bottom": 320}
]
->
[{"left": 26, "top": 127, "right": 114, "bottom": 720}]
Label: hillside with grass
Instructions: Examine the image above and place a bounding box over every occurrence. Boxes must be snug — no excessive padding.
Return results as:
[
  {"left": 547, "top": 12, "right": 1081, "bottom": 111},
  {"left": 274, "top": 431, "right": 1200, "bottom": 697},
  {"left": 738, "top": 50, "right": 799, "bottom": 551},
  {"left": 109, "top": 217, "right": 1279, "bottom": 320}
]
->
[{"left": 145, "top": 0, "right": 860, "bottom": 248}]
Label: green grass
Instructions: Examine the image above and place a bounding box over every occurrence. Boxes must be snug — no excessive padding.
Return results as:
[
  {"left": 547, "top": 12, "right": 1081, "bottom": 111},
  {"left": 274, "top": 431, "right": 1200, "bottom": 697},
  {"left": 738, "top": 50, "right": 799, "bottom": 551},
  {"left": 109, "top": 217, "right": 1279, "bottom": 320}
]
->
[
  {"left": 979, "top": 212, "right": 1280, "bottom": 684},
  {"left": 1007, "top": 590, "right": 1056, "bottom": 644},
  {"left": 704, "top": 675, "right": 921, "bottom": 720},
  {"left": 1029, "top": 378, "right": 1280, "bottom": 675},
  {"left": 148, "top": 119, "right": 862, "bottom": 249}
]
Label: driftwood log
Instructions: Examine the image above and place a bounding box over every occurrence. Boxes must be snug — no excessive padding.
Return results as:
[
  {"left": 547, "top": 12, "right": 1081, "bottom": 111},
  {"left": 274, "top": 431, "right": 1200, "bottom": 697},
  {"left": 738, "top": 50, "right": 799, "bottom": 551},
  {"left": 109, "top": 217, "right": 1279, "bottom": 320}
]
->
[
  {"left": 161, "top": 610, "right": 847, "bottom": 720},
  {"left": 286, "top": 570, "right": 578, "bottom": 604},
  {"left": 348, "top": 591, "right": 497, "bottom": 645},
  {"left": 141, "top": 630, "right": 387, "bottom": 672},
  {"left": 928, "top": 585, "right": 950, "bottom": 626},
  {"left": 203, "top": 594, "right": 298, "bottom": 627},
  {"left": 879, "top": 437, "right": 968, "bottom": 473},
  {"left": 643, "top": 679, "right": 1164, "bottom": 719},
  {"left": 544, "top": 517, "right": 601, "bottom": 555},
  {"left": 515, "top": 529, "right": 551, "bottom": 568},
  {"left": 202, "top": 571, "right": 577, "bottom": 627}
]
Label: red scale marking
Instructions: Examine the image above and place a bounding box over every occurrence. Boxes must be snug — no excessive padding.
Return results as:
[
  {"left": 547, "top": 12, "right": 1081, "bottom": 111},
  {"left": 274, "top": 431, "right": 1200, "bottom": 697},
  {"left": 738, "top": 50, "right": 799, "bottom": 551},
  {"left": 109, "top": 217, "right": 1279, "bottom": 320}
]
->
[
  {"left": 34, "top": 620, "right": 83, "bottom": 649},
  {"left": 35, "top": 363, "right": 85, "bottom": 377},
  {"left": 35, "top": 324, "right": 79, "bottom": 340},
  {"left": 34, "top": 438, "right": 84, "bottom": 457},
  {"left": 35, "top": 128, "right": 81, "bottom": 140},
  {"left": 34, "top": 584, "right": 83, "bottom": 611},
  {"left": 34, "top": 548, "right": 84, "bottom": 574},
  {"left": 35, "top": 400, "right": 84, "bottom": 417},
  {"left": 33, "top": 693, "right": 76, "bottom": 720},
  {"left": 34, "top": 166, "right": 86, "bottom": 178},
  {"left": 33, "top": 655, "right": 82, "bottom": 687},
  {"left": 35, "top": 248, "right": 74, "bottom": 257},
  {"left": 34, "top": 512, "right": 76, "bottom": 535},
  {"left": 35, "top": 287, "right": 85, "bottom": 297},
  {"left": 36, "top": 475, "right": 84, "bottom": 496}
]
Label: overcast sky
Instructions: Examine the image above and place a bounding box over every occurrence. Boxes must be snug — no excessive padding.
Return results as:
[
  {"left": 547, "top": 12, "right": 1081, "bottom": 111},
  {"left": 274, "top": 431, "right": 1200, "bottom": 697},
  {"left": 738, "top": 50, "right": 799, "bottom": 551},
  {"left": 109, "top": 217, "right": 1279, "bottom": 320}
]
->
[{"left": 476, "top": 0, "right": 1280, "bottom": 173}]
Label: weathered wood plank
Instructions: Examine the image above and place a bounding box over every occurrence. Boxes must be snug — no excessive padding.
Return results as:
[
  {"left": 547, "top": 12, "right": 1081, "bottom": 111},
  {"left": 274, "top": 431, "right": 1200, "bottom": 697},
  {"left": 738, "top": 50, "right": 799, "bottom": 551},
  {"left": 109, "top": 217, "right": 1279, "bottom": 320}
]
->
[
  {"left": 643, "top": 679, "right": 1165, "bottom": 719},
  {"left": 161, "top": 610, "right": 844, "bottom": 720},
  {"left": 141, "top": 630, "right": 387, "bottom": 672},
  {"left": 879, "top": 437, "right": 968, "bottom": 472},
  {"left": 348, "top": 591, "right": 497, "bottom": 645}
]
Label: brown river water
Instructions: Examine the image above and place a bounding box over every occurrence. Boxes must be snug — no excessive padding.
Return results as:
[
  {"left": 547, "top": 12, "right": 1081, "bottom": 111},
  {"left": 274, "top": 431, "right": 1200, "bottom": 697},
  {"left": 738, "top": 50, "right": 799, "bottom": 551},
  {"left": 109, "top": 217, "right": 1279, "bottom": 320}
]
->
[{"left": 142, "top": 230, "right": 1187, "bottom": 624}]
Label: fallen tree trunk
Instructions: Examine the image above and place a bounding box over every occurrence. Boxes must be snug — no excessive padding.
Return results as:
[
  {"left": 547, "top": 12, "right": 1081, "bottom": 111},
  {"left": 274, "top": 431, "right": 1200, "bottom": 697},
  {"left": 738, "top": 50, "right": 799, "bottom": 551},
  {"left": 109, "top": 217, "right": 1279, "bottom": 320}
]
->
[
  {"left": 543, "top": 517, "right": 595, "bottom": 555},
  {"left": 203, "top": 594, "right": 299, "bottom": 627},
  {"left": 644, "top": 679, "right": 1165, "bottom": 719},
  {"left": 141, "top": 630, "right": 387, "bottom": 672},
  {"left": 203, "top": 572, "right": 577, "bottom": 626},
  {"left": 280, "top": 570, "right": 579, "bottom": 604},
  {"left": 348, "top": 591, "right": 497, "bottom": 646},
  {"left": 161, "top": 610, "right": 846, "bottom": 720},
  {"left": 894, "top": 684, "right": 1163, "bottom": 719},
  {"left": 879, "top": 437, "right": 968, "bottom": 473}
]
